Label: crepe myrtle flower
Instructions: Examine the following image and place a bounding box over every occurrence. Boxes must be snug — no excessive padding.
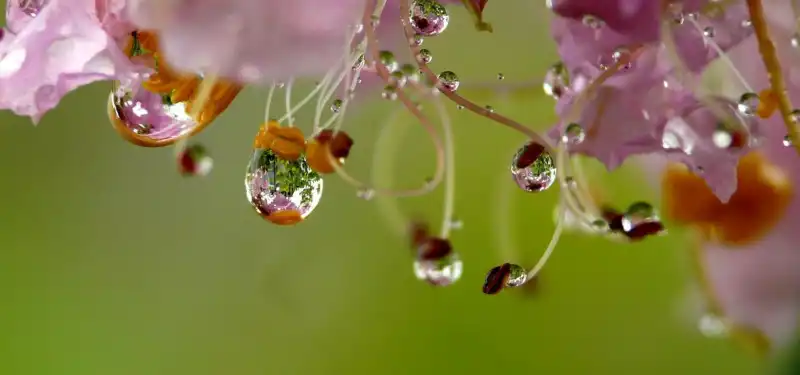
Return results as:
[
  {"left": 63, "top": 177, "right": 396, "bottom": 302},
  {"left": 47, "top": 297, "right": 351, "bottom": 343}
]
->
[{"left": 4, "top": 0, "right": 800, "bottom": 341}]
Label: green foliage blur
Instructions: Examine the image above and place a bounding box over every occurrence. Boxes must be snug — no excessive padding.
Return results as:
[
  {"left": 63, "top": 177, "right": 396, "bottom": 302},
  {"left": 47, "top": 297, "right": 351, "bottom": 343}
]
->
[{"left": 0, "top": 1, "right": 769, "bottom": 374}]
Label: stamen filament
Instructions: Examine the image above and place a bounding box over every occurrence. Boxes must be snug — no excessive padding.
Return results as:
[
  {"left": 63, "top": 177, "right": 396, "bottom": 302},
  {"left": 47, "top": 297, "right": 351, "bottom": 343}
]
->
[
  {"left": 687, "top": 18, "right": 754, "bottom": 93},
  {"left": 746, "top": 0, "right": 800, "bottom": 154},
  {"left": 284, "top": 78, "right": 295, "bottom": 126}
]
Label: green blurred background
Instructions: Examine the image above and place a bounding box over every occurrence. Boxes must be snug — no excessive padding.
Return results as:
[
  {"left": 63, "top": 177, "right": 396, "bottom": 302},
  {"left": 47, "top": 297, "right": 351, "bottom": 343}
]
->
[{"left": 0, "top": 1, "right": 765, "bottom": 374}]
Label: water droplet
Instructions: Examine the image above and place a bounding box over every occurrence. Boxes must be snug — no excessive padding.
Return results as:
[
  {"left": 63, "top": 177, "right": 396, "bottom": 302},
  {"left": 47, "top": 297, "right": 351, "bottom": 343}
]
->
[
  {"left": 108, "top": 79, "right": 201, "bottom": 146},
  {"left": 791, "top": 109, "right": 800, "bottom": 123},
  {"left": 562, "top": 123, "right": 585, "bottom": 145},
  {"left": 668, "top": 2, "right": 685, "bottom": 24},
  {"left": 381, "top": 85, "right": 398, "bottom": 100},
  {"left": 581, "top": 14, "right": 604, "bottom": 29},
  {"left": 686, "top": 12, "right": 699, "bottom": 21},
  {"left": 783, "top": 134, "right": 793, "bottom": 147},
  {"left": 245, "top": 148, "right": 323, "bottom": 226},
  {"left": 741, "top": 19, "right": 752, "bottom": 28},
  {"left": 414, "top": 252, "right": 463, "bottom": 286},
  {"left": 276, "top": 82, "right": 286, "bottom": 89},
  {"left": 378, "top": 50, "right": 398, "bottom": 72},
  {"left": 352, "top": 54, "right": 365, "bottom": 71},
  {"left": 448, "top": 218, "right": 463, "bottom": 230},
  {"left": 390, "top": 70, "right": 408, "bottom": 87},
  {"left": 737, "top": 92, "right": 759, "bottom": 116},
  {"left": 712, "top": 125, "right": 735, "bottom": 149},
  {"left": 410, "top": 34, "right": 424, "bottom": 46},
  {"left": 510, "top": 142, "right": 557, "bottom": 193},
  {"left": 357, "top": 187, "right": 375, "bottom": 200},
  {"left": 353, "top": 23, "right": 364, "bottom": 33},
  {"left": 178, "top": 144, "right": 213, "bottom": 177},
  {"left": 482, "top": 263, "right": 527, "bottom": 295},
  {"left": 611, "top": 47, "right": 632, "bottom": 70},
  {"left": 497, "top": 73, "right": 505, "bottom": 80},
  {"left": 484, "top": 105, "right": 494, "bottom": 113},
  {"left": 17, "top": 0, "right": 47, "bottom": 17},
  {"left": 792, "top": 33, "right": 800, "bottom": 48},
  {"left": 703, "top": 26, "right": 715, "bottom": 38},
  {"left": 330, "top": 99, "right": 343, "bottom": 113},
  {"left": 437, "top": 71, "right": 460, "bottom": 91},
  {"left": 543, "top": 62, "right": 568, "bottom": 99},
  {"left": 620, "top": 201, "right": 657, "bottom": 232},
  {"left": 416, "top": 49, "right": 433, "bottom": 64},
  {"left": 409, "top": 0, "right": 450, "bottom": 37},
  {"left": 400, "top": 64, "right": 419, "bottom": 83},
  {"left": 698, "top": 314, "right": 728, "bottom": 338},
  {"left": 455, "top": 104, "right": 464, "bottom": 110}
]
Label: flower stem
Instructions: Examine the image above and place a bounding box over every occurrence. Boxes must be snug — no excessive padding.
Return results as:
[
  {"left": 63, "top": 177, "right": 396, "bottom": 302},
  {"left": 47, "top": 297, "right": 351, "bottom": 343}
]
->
[{"left": 746, "top": 0, "right": 800, "bottom": 155}]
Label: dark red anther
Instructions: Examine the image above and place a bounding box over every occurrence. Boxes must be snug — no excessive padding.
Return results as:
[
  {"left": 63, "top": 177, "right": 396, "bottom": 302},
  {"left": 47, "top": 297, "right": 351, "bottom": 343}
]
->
[
  {"left": 601, "top": 207, "right": 624, "bottom": 233},
  {"left": 179, "top": 149, "right": 196, "bottom": 175},
  {"left": 409, "top": 221, "right": 429, "bottom": 249},
  {"left": 624, "top": 221, "right": 665, "bottom": 241},
  {"left": 482, "top": 263, "right": 511, "bottom": 295},
  {"left": 514, "top": 142, "right": 545, "bottom": 169},
  {"left": 329, "top": 132, "right": 354, "bottom": 159},
  {"left": 417, "top": 237, "right": 452, "bottom": 261}
]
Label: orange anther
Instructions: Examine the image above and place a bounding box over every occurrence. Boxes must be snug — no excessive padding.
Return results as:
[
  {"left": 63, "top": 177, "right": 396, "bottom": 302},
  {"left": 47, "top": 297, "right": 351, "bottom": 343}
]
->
[
  {"left": 306, "top": 130, "right": 354, "bottom": 174},
  {"left": 264, "top": 210, "right": 304, "bottom": 226},
  {"left": 253, "top": 121, "right": 306, "bottom": 161},
  {"left": 756, "top": 89, "right": 779, "bottom": 119}
]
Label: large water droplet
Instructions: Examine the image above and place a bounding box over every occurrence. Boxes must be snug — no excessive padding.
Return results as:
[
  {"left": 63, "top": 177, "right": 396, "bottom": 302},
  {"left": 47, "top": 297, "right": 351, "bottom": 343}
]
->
[
  {"left": 245, "top": 148, "right": 323, "bottom": 226},
  {"left": 620, "top": 201, "right": 657, "bottom": 232},
  {"left": 510, "top": 142, "right": 557, "bottom": 193},
  {"left": 437, "top": 71, "right": 459, "bottom": 91},
  {"left": 178, "top": 144, "right": 213, "bottom": 177},
  {"left": 543, "top": 62, "right": 568, "bottom": 99},
  {"left": 107, "top": 78, "right": 201, "bottom": 147},
  {"left": 378, "top": 50, "right": 398, "bottom": 72},
  {"left": 409, "top": 0, "right": 450, "bottom": 37},
  {"left": 414, "top": 252, "right": 463, "bottom": 286}
]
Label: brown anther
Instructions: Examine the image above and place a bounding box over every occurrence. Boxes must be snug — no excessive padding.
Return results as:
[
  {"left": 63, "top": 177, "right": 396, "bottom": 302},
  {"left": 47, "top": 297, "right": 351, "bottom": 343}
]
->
[
  {"left": 253, "top": 121, "right": 306, "bottom": 161},
  {"left": 409, "top": 221, "right": 430, "bottom": 249},
  {"left": 482, "top": 263, "right": 511, "bottom": 295},
  {"left": 417, "top": 237, "right": 452, "bottom": 261},
  {"left": 756, "top": 88, "right": 779, "bottom": 119},
  {"left": 306, "top": 130, "right": 354, "bottom": 174},
  {"left": 601, "top": 207, "right": 625, "bottom": 233},
  {"left": 662, "top": 152, "right": 793, "bottom": 246},
  {"left": 515, "top": 142, "right": 545, "bottom": 169},
  {"left": 623, "top": 220, "right": 665, "bottom": 241}
]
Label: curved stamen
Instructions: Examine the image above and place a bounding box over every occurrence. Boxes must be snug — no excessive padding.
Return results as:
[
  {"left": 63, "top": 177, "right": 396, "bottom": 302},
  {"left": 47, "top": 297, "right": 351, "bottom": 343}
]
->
[{"left": 687, "top": 18, "right": 754, "bottom": 93}]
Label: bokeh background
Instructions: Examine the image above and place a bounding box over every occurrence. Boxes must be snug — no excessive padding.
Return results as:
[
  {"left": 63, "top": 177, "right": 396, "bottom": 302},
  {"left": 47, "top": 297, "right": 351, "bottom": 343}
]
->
[{"left": 0, "top": 1, "right": 772, "bottom": 374}]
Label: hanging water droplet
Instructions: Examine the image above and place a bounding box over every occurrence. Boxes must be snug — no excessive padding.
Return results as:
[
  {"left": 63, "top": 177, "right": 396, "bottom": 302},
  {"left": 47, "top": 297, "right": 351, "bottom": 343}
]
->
[
  {"left": 416, "top": 48, "right": 433, "bottom": 64},
  {"left": 245, "top": 148, "right": 324, "bottom": 226},
  {"left": 497, "top": 73, "right": 505, "bottom": 80},
  {"left": 178, "top": 144, "right": 213, "bottom": 177},
  {"left": 414, "top": 252, "right": 463, "bottom": 286},
  {"left": 562, "top": 123, "right": 585, "bottom": 145},
  {"left": 698, "top": 314, "right": 728, "bottom": 338},
  {"left": 510, "top": 142, "right": 557, "bottom": 193},
  {"left": 543, "top": 62, "right": 568, "bottom": 99},
  {"left": 792, "top": 33, "right": 800, "bottom": 48},
  {"left": 378, "top": 50, "right": 399, "bottom": 72},
  {"left": 409, "top": 0, "right": 450, "bottom": 37},
  {"left": 783, "top": 134, "right": 793, "bottom": 147},
  {"left": 437, "top": 71, "right": 460, "bottom": 91},
  {"left": 482, "top": 263, "right": 527, "bottom": 295},
  {"left": 410, "top": 34, "right": 424, "bottom": 46},
  {"left": 17, "top": 0, "right": 47, "bottom": 17},
  {"left": 620, "top": 201, "right": 658, "bottom": 232},
  {"left": 581, "top": 14, "right": 604, "bottom": 29},
  {"left": 703, "top": 26, "right": 715, "bottom": 38},
  {"left": 741, "top": 19, "right": 752, "bottom": 28},
  {"left": 330, "top": 99, "right": 343, "bottom": 113},
  {"left": 737, "top": 92, "right": 760, "bottom": 116}
]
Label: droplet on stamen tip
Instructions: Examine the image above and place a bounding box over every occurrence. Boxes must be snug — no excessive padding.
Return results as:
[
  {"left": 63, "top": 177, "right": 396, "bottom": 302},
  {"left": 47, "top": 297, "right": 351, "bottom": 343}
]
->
[
  {"left": 737, "top": 92, "right": 759, "bottom": 116},
  {"left": 562, "top": 123, "right": 585, "bottom": 145},
  {"left": 543, "top": 62, "right": 568, "bottom": 99},
  {"left": 414, "top": 244, "right": 463, "bottom": 287},
  {"left": 437, "top": 71, "right": 460, "bottom": 91},
  {"left": 416, "top": 49, "right": 433, "bottom": 64},
  {"left": 409, "top": 0, "right": 450, "bottom": 37},
  {"left": 510, "top": 142, "right": 557, "bottom": 193},
  {"left": 482, "top": 263, "right": 527, "bottom": 295}
]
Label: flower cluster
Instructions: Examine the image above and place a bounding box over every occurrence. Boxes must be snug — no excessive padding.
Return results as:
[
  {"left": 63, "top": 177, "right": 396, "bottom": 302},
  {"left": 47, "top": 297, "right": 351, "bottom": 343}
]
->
[{"left": 3, "top": 0, "right": 800, "bottom": 354}]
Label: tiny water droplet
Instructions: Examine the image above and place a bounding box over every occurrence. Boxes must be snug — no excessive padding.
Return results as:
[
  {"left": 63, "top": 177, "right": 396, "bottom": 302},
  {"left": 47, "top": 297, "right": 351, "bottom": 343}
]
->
[
  {"left": 353, "top": 23, "right": 364, "bottom": 33},
  {"left": 792, "top": 33, "right": 800, "bottom": 48},
  {"left": 448, "top": 218, "right": 463, "bottom": 230},
  {"left": 698, "top": 314, "right": 728, "bottom": 338},
  {"left": 409, "top": 0, "right": 450, "bottom": 37},
  {"left": 381, "top": 85, "right": 398, "bottom": 100},
  {"left": 703, "top": 26, "right": 715, "bottom": 38},
  {"left": 330, "top": 99, "right": 343, "bottom": 113},
  {"left": 379, "top": 50, "right": 398, "bottom": 72},
  {"left": 178, "top": 144, "right": 213, "bottom": 177},
  {"left": 510, "top": 142, "right": 557, "bottom": 193},
  {"left": 411, "top": 34, "right": 424, "bottom": 46},
  {"left": 416, "top": 49, "right": 433, "bottom": 64},
  {"left": 737, "top": 92, "right": 759, "bottom": 116},
  {"left": 611, "top": 47, "right": 632, "bottom": 69},
  {"left": 562, "top": 123, "right": 585, "bottom": 145},
  {"left": 352, "top": 54, "right": 365, "bottom": 71},
  {"left": 456, "top": 104, "right": 464, "bottom": 110},
  {"left": 437, "top": 71, "right": 460, "bottom": 91},
  {"left": 783, "top": 134, "right": 793, "bottom": 147},
  {"left": 390, "top": 70, "right": 408, "bottom": 87},
  {"left": 414, "top": 252, "right": 463, "bottom": 286},
  {"left": 484, "top": 105, "right": 494, "bottom": 113},
  {"left": 400, "top": 63, "right": 419, "bottom": 82},
  {"left": 17, "top": 0, "right": 47, "bottom": 17},
  {"left": 581, "top": 14, "right": 604, "bottom": 29},
  {"left": 357, "top": 187, "right": 375, "bottom": 200},
  {"left": 497, "top": 73, "right": 505, "bottom": 80},
  {"left": 741, "top": 19, "right": 752, "bottom": 28},
  {"left": 621, "top": 201, "right": 658, "bottom": 232},
  {"left": 791, "top": 109, "right": 800, "bottom": 123},
  {"left": 543, "top": 62, "right": 568, "bottom": 99}
]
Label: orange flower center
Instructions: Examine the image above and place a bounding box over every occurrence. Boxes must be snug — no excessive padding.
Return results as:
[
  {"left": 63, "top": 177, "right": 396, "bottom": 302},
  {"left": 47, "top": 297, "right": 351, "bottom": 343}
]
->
[{"left": 661, "top": 152, "right": 793, "bottom": 246}]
